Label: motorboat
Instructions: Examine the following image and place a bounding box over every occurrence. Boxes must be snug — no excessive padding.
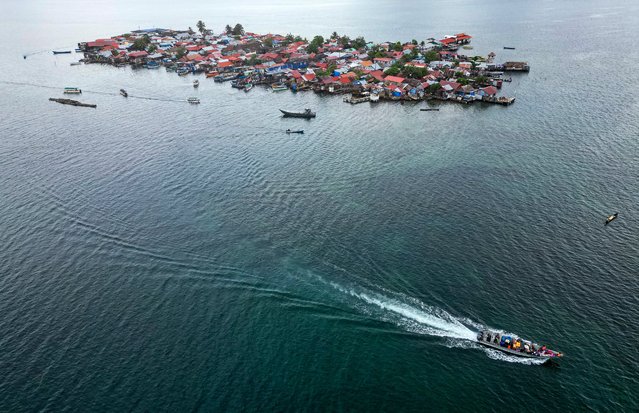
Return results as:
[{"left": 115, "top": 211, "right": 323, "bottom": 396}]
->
[
  {"left": 285, "top": 129, "right": 304, "bottom": 134},
  {"left": 187, "top": 97, "right": 200, "bottom": 104},
  {"left": 244, "top": 83, "right": 253, "bottom": 92},
  {"left": 476, "top": 330, "right": 563, "bottom": 362},
  {"left": 271, "top": 83, "right": 288, "bottom": 92},
  {"left": 279, "top": 108, "right": 316, "bottom": 118},
  {"left": 231, "top": 80, "right": 245, "bottom": 89},
  {"left": 120, "top": 89, "right": 128, "bottom": 97},
  {"left": 605, "top": 213, "right": 618, "bottom": 225},
  {"left": 193, "top": 80, "right": 199, "bottom": 88},
  {"left": 63, "top": 87, "right": 82, "bottom": 94}
]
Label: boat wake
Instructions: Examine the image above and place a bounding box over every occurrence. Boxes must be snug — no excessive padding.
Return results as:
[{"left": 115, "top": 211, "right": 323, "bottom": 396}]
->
[{"left": 324, "top": 280, "right": 476, "bottom": 341}]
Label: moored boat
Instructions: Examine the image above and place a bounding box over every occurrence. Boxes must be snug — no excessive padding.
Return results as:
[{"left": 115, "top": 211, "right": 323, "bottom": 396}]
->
[
  {"left": 280, "top": 108, "right": 316, "bottom": 119},
  {"left": 213, "top": 73, "right": 237, "bottom": 82},
  {"left": 244, "top": 83, "right": 253, "bottom": 92},
  {"left": 231, "top": 80, "right": 245, "bottom": 89},
  {"left": 177, "top": 68, "right": 190, "bottom": 76},
  {"left": 205, "top": 71, "right": 219, "bottom": 78},
  {"left": 271, "top": 83, "right": 288, "bottom": 92},
  {"left": 369, "top": 93, "right": 380, "bottom": 102},
  {"left": 476, "top": 330, "right": 563, "bottom": 362},
  {"left": 63, "top": 87, "right": 82, "bottom": 94},
  {"left": 187, "top": 97, "right": 200, "bottom": 104},
  {"left": 120, "top": 89, "right": 128, "bottom": 97}
]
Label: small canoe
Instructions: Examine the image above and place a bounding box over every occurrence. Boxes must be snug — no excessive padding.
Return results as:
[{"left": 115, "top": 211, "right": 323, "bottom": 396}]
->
[
  {"left": 503, "top": 46, "right": 516, "bottom": 50},
  {"left": 286, "top": 129, "right": 304, "bottom": 134}
]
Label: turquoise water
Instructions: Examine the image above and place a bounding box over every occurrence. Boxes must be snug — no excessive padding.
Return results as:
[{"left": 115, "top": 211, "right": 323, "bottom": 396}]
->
[{"left": 1, "top": 0, "right": 638, "bottom": 411}]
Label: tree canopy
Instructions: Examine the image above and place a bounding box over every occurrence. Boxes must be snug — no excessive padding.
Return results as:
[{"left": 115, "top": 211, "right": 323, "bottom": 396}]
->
[
  {"left": 232, "top": 23, "right": 244, "bottom": 36},
  {"left": 306, "top": 35, "right": 324, "bottom": 54},
  {"left": 352, "top": 36, "right": 367, "bottom": 49},
  {"left": 131, "top": 35, "right": 150, "bottom": 51},
  {"left": 196, "top": 20, "right": 206, "bottom": 35}
]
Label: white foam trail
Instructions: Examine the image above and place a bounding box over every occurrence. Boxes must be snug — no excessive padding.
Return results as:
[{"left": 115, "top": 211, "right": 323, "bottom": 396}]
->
[{"left": 328, "top": 281, "right": 476, "bottom": 340}]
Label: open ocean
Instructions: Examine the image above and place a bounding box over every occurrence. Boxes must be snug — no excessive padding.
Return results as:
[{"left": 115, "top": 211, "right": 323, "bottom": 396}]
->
[{"left": 1, "top": 0, "right": 638, "bottom": 411}]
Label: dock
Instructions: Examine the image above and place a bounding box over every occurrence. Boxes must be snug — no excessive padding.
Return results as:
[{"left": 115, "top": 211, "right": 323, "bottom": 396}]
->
[
  {"left": 482, "top": 96, "right": 515, "bottom": 105},
  {"left": 343, "top": 95, "right": 370, "bottom": 104}
]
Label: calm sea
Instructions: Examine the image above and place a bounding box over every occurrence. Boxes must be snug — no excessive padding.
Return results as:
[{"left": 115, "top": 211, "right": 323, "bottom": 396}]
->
[{"left": 1, "top": 0, "right": 638, "bottom": 411}]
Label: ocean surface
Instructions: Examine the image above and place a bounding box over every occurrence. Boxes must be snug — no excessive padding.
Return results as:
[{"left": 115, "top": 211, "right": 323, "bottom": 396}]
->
[{"left": 1, "top": 0, "right": 638, "bottom": 411}]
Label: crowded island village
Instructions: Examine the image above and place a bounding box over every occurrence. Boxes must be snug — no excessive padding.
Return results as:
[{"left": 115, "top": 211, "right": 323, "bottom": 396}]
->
[{"left": 73, "top": 22, "right": 529, "bottom": 106}]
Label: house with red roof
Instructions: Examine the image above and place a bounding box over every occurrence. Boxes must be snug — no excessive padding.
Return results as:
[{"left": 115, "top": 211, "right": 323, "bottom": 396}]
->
[
  {"left": 373, "top": 57, "right": 394, "bottom": 67},
  {"left": 128, "top": 51, "right": 148, "bottom": 59},
  {"left": 478, "top": 86, "right": 498, "bottom": 97},
  {"left": 384, "top": 75, "right": 405, "bottom": 84}
]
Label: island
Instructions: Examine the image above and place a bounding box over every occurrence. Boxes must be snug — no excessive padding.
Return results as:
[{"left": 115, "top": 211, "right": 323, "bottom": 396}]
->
[{"left": 78, "top": 22, "right": 529, "bottom": 105}]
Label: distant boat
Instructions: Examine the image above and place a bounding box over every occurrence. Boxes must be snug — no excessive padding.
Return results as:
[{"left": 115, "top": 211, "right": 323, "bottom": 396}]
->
[
  {"left": 605, "top": 213, "right": 618, "bottom": 226},
  {"left": 462, "top": 45, "right": 474, "bottom": 50},
  {"left": 193, "top": 79, "right": 199, "bottom": 88},
  {"left": 70, "top": 62, "right": 81, "bottom": 66},
  {"left": 286, "top": 129, "right": 304, "bottom": 134},
  {"left": 63, "top": 87, "right": 82, "bottom": 94},
  {"left": 187, "top": 97, "right": 200, "bottom": 104},
  {"left": 503, "top": 46, "right": 516, "bottom": 50},
  {"left": 280, "top": 108, "right": 315, "bottom": 119},
  {"left": 420, "top": 108, "right": 440, "bottom": 111},
  {"left": 120, "top": 89, "right": 128, "bottom": 97},
  {"left": 271, "top": 83, "right": 288, "bottom": 92},
  {"left": 53, "top": 50, "right": 72, "bottom": 55}
]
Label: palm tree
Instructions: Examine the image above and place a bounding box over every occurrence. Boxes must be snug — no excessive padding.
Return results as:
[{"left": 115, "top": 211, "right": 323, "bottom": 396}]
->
[{"left": 196, "top": 20, "right": 206, "bottom": 35}]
